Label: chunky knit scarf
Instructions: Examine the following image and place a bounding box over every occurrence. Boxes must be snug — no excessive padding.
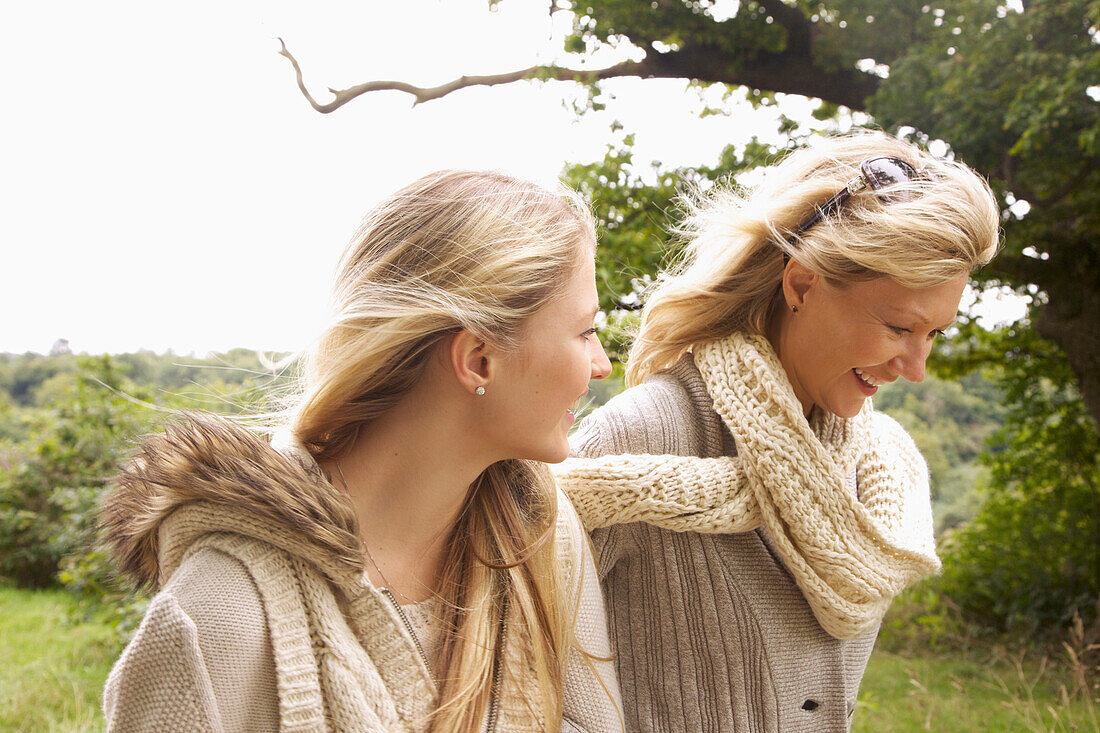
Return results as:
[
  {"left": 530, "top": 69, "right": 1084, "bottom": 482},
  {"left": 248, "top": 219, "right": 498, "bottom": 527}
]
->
[{"left": 555, "top": 331, "right": 941, "bottom": 640}]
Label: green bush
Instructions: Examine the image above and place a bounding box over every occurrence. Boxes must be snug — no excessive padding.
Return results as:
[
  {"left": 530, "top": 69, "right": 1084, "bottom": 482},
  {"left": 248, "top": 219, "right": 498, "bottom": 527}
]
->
[
  {"left": 0, "top": 356, "right": 157, "bottom": 588},
  {"left": 939, "top": 324, "right": 1100, "bottom": 637}
]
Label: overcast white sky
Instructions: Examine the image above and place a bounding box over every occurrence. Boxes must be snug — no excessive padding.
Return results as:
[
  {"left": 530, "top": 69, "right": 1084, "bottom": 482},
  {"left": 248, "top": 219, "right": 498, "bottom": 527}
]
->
[{"left": 2, "top": 0, "right": 1025, "bottom": 356}]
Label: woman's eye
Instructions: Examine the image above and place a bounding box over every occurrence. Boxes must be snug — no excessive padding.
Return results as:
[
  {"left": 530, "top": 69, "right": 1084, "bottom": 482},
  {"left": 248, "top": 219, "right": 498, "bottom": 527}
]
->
[
  {"left": 889, "top": 324, "right": 945, "bottom": 339},
  {"left": 581, "top": 327, "right": 598, "bottom": 338}
]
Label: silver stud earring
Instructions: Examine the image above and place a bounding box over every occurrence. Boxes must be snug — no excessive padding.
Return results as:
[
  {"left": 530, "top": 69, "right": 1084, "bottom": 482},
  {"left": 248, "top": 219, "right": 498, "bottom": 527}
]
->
[
  {"left": 792, "top": 306, "right": 799, "bottom": 313},
  {"left": 475, "top": 386, "right": 486, "bottom": 396}
]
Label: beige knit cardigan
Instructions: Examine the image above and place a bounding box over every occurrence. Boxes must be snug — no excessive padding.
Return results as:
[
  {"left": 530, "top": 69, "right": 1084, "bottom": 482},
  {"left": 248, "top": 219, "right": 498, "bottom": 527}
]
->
[
  {"left": 555, "top": 332, "right": 940, "bottom": 640},
  {"left": 101, "top": 413, "right": 623, "bottom": 732}
]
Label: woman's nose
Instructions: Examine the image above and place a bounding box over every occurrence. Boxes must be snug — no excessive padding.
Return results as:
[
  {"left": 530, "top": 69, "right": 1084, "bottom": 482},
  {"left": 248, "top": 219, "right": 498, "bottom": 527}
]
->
[
  {"left": 589, "top": 338, "right": 613, "bottom": 381},
  {"left": 891, "top": 336, "right": 932, "bottom": 383}
]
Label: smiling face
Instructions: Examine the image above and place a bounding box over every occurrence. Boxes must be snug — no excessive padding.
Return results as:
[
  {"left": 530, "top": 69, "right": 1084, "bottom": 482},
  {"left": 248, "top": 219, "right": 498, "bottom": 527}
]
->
[
  {"left": 486, "top": 250, "right": 612, "bottom": 463},
  {"left": 773, "top": 267, "right": 969, "bottom": 419}
]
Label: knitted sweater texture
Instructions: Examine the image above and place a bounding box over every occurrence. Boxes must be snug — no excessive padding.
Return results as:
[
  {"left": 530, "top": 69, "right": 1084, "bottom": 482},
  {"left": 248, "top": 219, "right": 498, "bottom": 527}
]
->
[
  {"left": 100, "top": 412, "right": 623, "bottom": 732},
  {"left": 557, "top": 332, "right": 939, "bottom": 640},
  {"left": 563, "top": 335, "right": 937, "bottom": 732}
]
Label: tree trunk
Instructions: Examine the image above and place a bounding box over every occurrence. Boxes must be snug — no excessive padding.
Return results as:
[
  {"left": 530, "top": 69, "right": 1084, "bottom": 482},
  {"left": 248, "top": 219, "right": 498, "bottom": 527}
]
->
[{"left": 1036, "top": 284, "right": 1100, "bottom": 429}]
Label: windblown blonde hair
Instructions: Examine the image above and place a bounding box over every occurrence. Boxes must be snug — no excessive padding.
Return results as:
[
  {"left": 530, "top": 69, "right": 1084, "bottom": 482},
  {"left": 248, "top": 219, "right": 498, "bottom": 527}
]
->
[
  {"left": 290, "top": 170, "right": 597, "bottom": 730},
  {"left": 626, "top": 131, "right": 1001, "bottom": 386}
]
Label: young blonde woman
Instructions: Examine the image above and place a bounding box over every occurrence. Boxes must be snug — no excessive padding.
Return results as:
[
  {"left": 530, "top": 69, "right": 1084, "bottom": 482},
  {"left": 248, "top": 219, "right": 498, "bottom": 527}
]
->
[
  {"left": 101, "top": 170, "right": 624, "bottom": 732},
  {"left": 554, "top": 132, "right": 1001, "bottom": 732}
]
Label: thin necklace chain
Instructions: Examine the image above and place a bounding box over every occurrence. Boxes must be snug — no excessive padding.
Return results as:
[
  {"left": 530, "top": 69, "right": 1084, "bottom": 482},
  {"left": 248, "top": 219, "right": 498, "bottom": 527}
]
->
[{"left": 334, "top": 460, "right": 419, "bottom": 605}]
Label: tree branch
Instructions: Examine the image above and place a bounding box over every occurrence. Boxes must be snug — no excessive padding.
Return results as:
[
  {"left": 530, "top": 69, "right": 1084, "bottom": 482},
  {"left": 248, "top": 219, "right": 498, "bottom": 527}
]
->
[
  {"left": 278, "top": 38, "right": 651, "bottom": 114},
  {"left": 985, "top": 251, "right": 1051, "bottom": 288},
  {"left": 278, "top": 34, "right": 878, "bottom": 114},
  {"left": 1033, "top": 159, "right": 1100, "bottom": 206},
  {"left": 754, "top": 0, "right": 813, "bottom": 47}
]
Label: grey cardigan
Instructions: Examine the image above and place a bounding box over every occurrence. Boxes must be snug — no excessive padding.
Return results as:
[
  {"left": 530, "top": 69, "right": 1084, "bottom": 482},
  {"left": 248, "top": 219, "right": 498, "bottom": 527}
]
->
[{"left": 569, "top": 356, "right": 877, "bottom": 732}]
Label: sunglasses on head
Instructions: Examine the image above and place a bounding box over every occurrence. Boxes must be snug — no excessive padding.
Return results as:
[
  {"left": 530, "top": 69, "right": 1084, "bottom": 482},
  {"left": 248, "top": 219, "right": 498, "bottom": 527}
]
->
[{"left": 785, "top": 156, "right": 922, "bottom": 252}]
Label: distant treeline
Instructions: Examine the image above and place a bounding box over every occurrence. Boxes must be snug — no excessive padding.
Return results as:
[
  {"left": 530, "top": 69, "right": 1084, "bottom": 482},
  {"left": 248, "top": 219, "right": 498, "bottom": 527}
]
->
[
  {"left": 3, "top": 346, "right": 1096, "bottom": 641},
  {"left": 0, "top": 348, "right": 1003, "bottom": 536},
  {"left": 0, "top": 349, "right": 293, "bottom": 410}
]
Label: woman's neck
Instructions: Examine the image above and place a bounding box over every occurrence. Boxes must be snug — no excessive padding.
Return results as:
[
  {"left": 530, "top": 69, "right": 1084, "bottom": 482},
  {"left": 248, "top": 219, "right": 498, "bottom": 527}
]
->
[
  {"left": 766, "top": 306, "right": 815, "bottom": 419},
  {"left": 324, "top": 380, "right": 491, "bottom": 602}
]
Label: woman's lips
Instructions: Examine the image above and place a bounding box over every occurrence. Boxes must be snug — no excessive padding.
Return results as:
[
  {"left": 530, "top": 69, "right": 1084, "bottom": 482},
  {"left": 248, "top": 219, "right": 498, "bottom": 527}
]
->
[
  {"left": 565, "top": 391, "right": 589, "bottom": 424},
  {"left": 852, "top": 368, "right": 879, "bottom": 395}
]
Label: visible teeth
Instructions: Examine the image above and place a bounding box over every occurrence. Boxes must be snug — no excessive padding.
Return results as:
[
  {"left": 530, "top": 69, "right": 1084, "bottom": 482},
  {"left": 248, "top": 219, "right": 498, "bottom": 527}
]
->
[{"left": 854, "top": 368, "right": 883, "bottom": 387}]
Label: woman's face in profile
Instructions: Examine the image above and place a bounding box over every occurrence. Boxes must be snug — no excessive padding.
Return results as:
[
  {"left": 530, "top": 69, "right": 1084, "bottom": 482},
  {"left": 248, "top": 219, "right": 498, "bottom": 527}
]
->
[
  {"left": 783, "top": 271, "right": 969, "bottom": 418},
  {"left": 485, "top": 250, "right": 612, "bottom": 463}
]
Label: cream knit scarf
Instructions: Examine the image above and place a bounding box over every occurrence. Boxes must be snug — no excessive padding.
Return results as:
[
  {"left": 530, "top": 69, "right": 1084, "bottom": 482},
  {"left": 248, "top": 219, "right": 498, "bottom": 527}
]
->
[{"left": 555, "top": 331, "right": 941, "bottom": 640}]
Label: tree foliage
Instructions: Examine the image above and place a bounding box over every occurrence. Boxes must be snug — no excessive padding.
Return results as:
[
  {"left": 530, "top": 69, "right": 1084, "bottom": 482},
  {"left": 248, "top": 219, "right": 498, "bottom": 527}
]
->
[
  {"left": 0, "top": 351, "right": 291, "bottom": 590},
  {"left": 0, "top": 356, "right": 157, "bottom": 588},
  {"left": 556, "top": 0, "right": 1100, "bottom": 424},
  {"left": 867, "top": 0, "right": 1100, "bottom": 424},
  {"left": 937, "top": 321, "right": 1100, "bottom": 635},
  {"left": 560, "top": 130, "right": 793, "bottom": 357}
]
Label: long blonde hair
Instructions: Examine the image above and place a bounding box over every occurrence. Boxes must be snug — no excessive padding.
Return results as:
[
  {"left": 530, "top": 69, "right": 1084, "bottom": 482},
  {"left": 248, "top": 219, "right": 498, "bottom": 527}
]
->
[
  {"left": 627, "top": 131, "right": 1001, "bottom": 386},
  {"left": 290, "top": 170, "right": 596, "bottom": 729}
]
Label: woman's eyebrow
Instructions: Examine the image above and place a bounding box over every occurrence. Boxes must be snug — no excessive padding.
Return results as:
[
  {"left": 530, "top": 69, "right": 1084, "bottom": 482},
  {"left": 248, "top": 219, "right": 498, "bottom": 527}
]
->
[{"left": 885, "top": 305, "right": 956, "bottom": 331}]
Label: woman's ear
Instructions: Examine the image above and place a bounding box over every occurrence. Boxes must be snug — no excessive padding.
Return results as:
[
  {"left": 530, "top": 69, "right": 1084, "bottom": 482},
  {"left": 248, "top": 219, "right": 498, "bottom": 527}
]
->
[
  {"left": 782, "top": 259, "right": 819, "bottom": 311},
  {"left": 447, "top": 329, "right": 494, "bottom": 395}
]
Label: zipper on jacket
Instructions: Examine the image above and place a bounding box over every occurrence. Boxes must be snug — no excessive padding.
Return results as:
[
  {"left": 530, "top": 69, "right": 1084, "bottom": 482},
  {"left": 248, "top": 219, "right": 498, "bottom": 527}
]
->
[
  {"left": 380, "top": 587, "right": 506, "bottom": 732},
  {"left": 380, "top": 588, "right": 436, "bottom": 685},
  {"left": 484, "top": 597, "right": 508, "bottom": 733}
]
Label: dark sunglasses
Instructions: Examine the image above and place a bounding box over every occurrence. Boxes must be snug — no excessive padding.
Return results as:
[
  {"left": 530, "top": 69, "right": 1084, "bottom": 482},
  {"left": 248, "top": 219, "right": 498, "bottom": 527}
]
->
[{"left": 785, "top": 156, "right": 921, "bottom": 251}]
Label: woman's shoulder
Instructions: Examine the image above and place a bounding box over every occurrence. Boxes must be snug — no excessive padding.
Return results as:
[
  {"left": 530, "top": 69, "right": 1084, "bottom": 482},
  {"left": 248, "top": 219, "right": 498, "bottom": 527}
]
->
[
  {"left": 554, "top": 487, "right": 587, "bottom": 553},
  {"left": 865, "top": 409, "right": 922, "bottom": 457},
  {"left": 162, "top": 546, "right": 269, "bottom": 637},
  {"left": 552, "top": 487, "right": 611, "bottom": 612},
  {"left": 104, "top": 546, "right": 280, "bottom": 731},
  {"left": 147, "top": 546, "right": 274, "bottom": 686},
  {"left": 571, "top": 353, "right": 722, "bottom": 458}
]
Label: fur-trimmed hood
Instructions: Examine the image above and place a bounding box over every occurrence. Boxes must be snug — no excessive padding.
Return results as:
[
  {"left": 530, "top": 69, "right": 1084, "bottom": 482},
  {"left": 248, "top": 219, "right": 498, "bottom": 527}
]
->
[{"left": 103, "top": 411, "right": 366, "bottom": 590}]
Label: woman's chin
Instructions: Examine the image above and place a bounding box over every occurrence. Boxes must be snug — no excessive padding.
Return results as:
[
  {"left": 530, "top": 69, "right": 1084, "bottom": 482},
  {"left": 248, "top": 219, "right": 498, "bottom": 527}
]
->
[
  {"left": 544, "top": 442, "right": 572, "bottom": 465},
  {"left": 518, "top": 438, "right": 572, "bottom": 465},
  {"left": 820, "top": 396, "right": 868, "bottom": 420}
]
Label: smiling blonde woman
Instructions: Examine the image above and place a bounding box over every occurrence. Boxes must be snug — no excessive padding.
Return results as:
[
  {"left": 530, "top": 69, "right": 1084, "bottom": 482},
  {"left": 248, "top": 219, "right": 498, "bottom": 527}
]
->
[
  {"left": 100, "top": 170, "right": 623, "bottom": 732},
  {"left": 554, "top": 131, "right": 1000, "bottom": 732}
]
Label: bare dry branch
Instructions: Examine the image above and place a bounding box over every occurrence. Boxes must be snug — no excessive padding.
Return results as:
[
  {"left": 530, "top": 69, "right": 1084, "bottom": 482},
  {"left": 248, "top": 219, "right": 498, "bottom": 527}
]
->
[{"left": 278, "top": 38, "right": 650, "bottom": 114}]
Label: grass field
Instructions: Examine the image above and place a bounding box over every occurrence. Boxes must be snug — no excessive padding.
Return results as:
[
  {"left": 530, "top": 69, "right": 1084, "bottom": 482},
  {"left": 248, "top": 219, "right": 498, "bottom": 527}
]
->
[
  {"left": 0, "top": 587, "right": 115, "bottom": 733},
  {"left": 853, "top": 648, "right": 1097, "bottom": 732},
  {"left": 1, "top": 585, "right": 1096, "bottom": 732}
]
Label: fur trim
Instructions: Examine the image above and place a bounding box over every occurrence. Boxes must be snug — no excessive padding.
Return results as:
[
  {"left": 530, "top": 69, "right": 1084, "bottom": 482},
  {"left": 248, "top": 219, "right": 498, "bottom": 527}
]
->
[{"left": 102, "top": 411, "right": 364, "bottom": 589}]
